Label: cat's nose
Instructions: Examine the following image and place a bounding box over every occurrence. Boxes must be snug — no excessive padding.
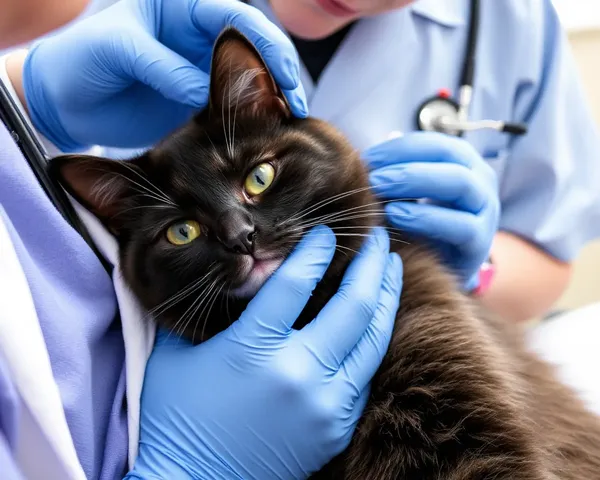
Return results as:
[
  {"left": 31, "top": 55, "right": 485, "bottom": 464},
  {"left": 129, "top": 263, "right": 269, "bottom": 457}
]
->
[{"left": 217, "top": 209, "right": 255, "bottom": 255}]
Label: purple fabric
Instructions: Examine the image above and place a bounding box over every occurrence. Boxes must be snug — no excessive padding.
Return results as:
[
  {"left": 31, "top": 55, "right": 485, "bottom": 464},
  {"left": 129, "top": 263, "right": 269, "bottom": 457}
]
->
[
  {"left": 0, "top": 352, "right": 24, "bottom": 479},
  {"left": 0, "top": 432, "right": 25, "bottom": 480},
  {"left": 0, "top": 351, "right": 19, "bottom": 451},
  {"left": 0, "top": 124, "right": 128, "bottom": 479}
]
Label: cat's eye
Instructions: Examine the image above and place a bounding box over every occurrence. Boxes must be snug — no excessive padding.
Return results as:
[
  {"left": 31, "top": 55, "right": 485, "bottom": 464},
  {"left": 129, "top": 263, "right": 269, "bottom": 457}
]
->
[
  {"left": 244, "top": 162, "right": 275, "bottom": 197},
  {"left": 166, "top": 220, "right": 202, "bottom": 245}
]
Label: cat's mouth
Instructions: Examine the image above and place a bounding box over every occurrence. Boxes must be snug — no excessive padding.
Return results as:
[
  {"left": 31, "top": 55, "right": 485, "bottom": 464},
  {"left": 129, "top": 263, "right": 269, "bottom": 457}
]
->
[{"left": 230, "top": 253, "right": 285, "bottom": 298}]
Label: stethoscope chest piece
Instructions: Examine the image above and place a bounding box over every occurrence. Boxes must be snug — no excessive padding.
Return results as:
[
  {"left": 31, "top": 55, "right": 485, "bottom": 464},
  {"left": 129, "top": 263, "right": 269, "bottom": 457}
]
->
[{"left": 416, "top": 93, "right": 462, "bottom": 136}]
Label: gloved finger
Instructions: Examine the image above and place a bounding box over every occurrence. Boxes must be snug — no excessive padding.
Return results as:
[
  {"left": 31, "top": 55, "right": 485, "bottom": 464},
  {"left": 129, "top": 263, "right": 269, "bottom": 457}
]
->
[
  {"left": 282, "top": 83, "right": 308, "bottom": 119},
  {"left": 192, "top": 0, "right": 307, "bottom": 116},
  {"left": 472, "top": 153, "right": 499, "bottom": 191},
  {"left": 237, "top": 225, "right": 336, "bottom": 337},
  {"left": 125, "top": 34, "right": 210, "bottom": 108},
  {"left": 362, "top": 132, "right": 480, "bottom": 170},
  {"left": 340, "top": 253, "right": 402, "bottom": 391},
  {"left": 369, "top": 162, "right": 487, "bottom": 214},
  {"left": 299, "top": 228, "right": 390, "bottom": 369},
  {"left": 384, "top": 202, "right": 482, "bottom": 248},
  {"left": 344, "top": 386, "right": 372, "bottom": 441}
]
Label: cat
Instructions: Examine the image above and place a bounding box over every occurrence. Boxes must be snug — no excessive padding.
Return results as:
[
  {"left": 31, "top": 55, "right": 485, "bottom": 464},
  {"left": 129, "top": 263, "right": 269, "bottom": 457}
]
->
[{"left": 49, "top": 27, "right": 600, "bottom": 480}]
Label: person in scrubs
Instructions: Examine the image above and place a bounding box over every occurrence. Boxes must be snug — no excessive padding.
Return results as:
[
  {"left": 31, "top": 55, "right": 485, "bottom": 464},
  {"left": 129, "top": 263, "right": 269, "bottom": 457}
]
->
[{"left": 0, "top": 1, "right": 594, "bottom": 480}]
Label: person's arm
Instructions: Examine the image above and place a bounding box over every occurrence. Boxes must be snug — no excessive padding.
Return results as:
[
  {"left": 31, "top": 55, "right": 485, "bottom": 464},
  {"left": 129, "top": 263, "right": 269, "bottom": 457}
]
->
[
  {"left": 481, "top": 0, "right": 600, "bottom": 322},
  {"left": 480, "top": 231, "right": 572, "bottom": 323}
]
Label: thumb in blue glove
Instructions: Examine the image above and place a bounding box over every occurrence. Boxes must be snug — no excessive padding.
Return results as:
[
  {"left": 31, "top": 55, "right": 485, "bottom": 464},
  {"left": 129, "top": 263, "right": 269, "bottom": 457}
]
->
[{"left": 125, "top": 226, "right": 403, "bottom": 480}]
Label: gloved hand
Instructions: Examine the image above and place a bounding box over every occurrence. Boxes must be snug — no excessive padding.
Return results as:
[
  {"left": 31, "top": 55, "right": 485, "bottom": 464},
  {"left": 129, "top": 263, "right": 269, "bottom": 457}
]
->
[
  {"left": 364, "top": 132, "right": 500, "bottom": 291},
  {"left": 22, "top": 0, "right": 307, "bottom": 151},
  {"left": 125, "top": 226, "right": 403, "bottom": 480}
]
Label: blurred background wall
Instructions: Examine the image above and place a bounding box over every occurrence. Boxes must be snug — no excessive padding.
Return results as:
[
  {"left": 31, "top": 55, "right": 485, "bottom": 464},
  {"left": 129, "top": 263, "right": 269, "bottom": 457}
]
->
[{"left": 553, "top": 5, "right": 600, "bottom": 311}]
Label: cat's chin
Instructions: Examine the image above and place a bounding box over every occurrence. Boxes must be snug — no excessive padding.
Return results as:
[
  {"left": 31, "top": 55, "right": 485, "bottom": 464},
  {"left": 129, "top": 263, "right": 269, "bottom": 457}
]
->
[{"left": 230, "top": 256, "right": 285, "bottom": 298}]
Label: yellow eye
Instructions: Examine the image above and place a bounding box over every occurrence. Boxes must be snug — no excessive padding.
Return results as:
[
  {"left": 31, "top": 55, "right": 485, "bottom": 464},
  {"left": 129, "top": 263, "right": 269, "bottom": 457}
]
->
[
  {"left": 244, "top": 163, "right": 275, "bottom": 197},
  {"left": 166, "top": 220, "right": 202, "bottom": 245}
]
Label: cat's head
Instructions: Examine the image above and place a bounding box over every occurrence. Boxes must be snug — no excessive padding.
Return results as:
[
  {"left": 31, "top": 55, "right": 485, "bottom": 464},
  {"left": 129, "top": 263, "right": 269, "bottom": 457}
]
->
[{"left": 50, "top": 27, "right": 380, "bottom": 342}]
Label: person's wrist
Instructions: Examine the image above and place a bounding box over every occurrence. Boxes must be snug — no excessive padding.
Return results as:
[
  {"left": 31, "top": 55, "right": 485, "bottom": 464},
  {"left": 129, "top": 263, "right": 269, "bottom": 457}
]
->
[{"left": 21, "top": 43, "right": 87, "bottom": 152}]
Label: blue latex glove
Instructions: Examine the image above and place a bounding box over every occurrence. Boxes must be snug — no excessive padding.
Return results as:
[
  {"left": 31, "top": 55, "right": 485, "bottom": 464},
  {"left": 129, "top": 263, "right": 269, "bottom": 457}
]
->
[
  {"left": 125, "top": 226, "right": 403, "bottom": 480},
  {"left": 22, "top": 0, "right": 307, "bottom": 151},
  {"left": 364, "top": 132, "right": 500, "bottom": 290}
]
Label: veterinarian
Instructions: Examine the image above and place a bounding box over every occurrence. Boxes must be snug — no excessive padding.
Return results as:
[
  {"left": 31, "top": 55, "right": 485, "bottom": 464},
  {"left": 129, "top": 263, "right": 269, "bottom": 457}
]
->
[{"left": 0, "top": 1, "right": 598, "bottom": 480}]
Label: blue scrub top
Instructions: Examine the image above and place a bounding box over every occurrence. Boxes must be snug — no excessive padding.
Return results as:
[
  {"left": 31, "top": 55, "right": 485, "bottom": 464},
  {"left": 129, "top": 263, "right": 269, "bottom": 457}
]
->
[{"left": 250, "top": 0, "right": 600, "bottom": 263}]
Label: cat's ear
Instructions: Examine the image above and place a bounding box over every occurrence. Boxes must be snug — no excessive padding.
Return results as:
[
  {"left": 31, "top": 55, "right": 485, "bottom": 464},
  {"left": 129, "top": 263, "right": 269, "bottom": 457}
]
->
[
  {"left": 49, "top": 154, "right": 145, "bottom": 235},
  {"left": 208, "top": 27, "right": 291, "bottom": 120}
]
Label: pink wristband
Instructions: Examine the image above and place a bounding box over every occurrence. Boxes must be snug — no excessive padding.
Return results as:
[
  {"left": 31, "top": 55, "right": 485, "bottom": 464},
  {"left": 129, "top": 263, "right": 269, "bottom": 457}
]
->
[{"left": 472, "top": 261, "right": 495, "bottom": 296}]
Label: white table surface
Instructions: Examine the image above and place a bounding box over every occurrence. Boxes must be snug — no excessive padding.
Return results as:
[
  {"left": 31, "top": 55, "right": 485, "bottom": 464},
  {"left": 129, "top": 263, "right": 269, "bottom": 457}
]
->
[{"left": 528, "top": 302, "right": 600, "bottom": 416}]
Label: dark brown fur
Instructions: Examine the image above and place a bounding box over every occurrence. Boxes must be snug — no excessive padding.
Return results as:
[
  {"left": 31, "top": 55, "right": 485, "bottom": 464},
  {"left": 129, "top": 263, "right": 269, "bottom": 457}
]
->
[{"left": 50, "top": 28, "right": 600, "bottom": 479}]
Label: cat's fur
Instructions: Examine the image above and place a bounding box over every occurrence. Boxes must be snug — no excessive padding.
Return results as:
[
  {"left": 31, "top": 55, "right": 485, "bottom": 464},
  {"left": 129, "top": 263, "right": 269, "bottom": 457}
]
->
[{"left": 50, "top": 28, "right": 600, "bottom": 479}]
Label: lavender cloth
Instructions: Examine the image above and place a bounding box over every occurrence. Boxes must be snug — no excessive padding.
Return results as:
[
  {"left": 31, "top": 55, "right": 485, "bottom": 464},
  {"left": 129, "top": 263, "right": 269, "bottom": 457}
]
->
[
  {"left": 0, "top": 350, "right": 23, "bottom": 480},
  {"left": 0, "top": 123, "right": 128, "bottom": 478}
]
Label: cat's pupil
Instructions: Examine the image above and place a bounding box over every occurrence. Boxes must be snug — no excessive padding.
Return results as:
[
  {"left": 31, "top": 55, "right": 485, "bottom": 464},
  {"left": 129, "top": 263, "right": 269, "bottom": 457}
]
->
[
  {"left": 179, "top": 227, "right": 189, "bottom": 238},
  {"left": 255, "top": 174, "right": 265, "bottom": 186}
]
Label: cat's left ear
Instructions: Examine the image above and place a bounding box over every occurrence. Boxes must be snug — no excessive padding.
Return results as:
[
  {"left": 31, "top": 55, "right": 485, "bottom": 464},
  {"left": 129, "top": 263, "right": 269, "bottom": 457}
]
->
[
  {"left": 48, "top": 154, "right": 148, "bottom": 236},
  {"left": 208, "top": 27, "right": 291, "bottom": 120}
]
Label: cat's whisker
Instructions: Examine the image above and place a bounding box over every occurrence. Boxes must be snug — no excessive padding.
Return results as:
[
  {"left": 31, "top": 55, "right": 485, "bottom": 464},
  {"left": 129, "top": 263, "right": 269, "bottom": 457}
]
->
[
  {"left": 184, "top": 276, "right": 221, "bottom": 342},
  {"left": 287, "top": 231, "right": 410, "bottom": 246},
  {"left": 227, "top": 60, "right": 233, "bottom": 159},
  {"left": 172, "top": 275, "right": 221, "bottom": 341},
  {"left": 168, "top": 288, "right": 207, "bottom": 344},
  {"left": 147, "top": 266, "right": 216, "bottom": 318},
  {"left": 222, "top": 63, "right": 231, "bottom": 159},
  {"left": 198, "top": 282, "right": 225, "bottom": 343},
  {"left": 231, "top": 68, "right": 247, "bottom": 160},
  {"left": 119, "top": 161, "right": 175, "bottom": 206},
  {"left": 286, "top": 181, "right": 410, "bottom": 223},
  {"left": 225, "top": 284, "right": 233, "bottom": 325},
  {"left": 108, "top": 174, "right": 174, "bottom": 207},
  {"left": 128, "top": 190, "right": 177, "bottom": 208},
  {"left": 326, "top": 225, "right": 409, "bottom": 235},
  {"left": 286, "top": 185, "right": 376, "bottom": 223},
  {"left": 287, "top": 224, "right": 409, "bottom": 237},
  {"left": 292, "top": 197, "right": 409, "bottom": 230},
  {"left": 289, "top": 211, "right": 390, "bottom": 230},
  {"left": 109, "top": 204, "right": 173, "bottom": 219},
  {"left": 293, "top": 202, "right": 384, "bottom": 229},
  {"left": 147, "top": 264, "right": 217, "bottom": 319}
]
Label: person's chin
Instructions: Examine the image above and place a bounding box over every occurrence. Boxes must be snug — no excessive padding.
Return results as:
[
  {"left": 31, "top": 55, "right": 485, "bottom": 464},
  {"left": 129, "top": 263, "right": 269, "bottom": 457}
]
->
[
  {"left": 285, "top": 20, "right": 350, "bottom": 40},
  {"left": 270, "top": 0, "right": 351, "bottom": 40}
]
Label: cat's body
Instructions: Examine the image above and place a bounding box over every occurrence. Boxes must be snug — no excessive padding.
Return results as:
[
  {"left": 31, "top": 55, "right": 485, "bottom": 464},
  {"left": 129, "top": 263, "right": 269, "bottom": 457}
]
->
[
  {"left": 50, "top": 28, "right": 600, "bottom": 479},
  {"left": 317, "top": 241, "right": 600, "bottom": 479}
]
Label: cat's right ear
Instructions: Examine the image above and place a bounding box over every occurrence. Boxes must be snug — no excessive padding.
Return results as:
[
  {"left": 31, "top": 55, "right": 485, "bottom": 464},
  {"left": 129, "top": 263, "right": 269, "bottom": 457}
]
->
[
  {"left": 49, "top": 154, "right": 142, "bottom": 235},
  {"left": 207, "top": 27, "right": 291, "bottom": 121}
]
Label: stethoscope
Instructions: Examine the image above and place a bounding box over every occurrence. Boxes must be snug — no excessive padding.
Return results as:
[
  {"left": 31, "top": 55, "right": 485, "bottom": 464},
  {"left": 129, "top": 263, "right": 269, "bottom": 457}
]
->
[{"left": 416, "top": 0, "right": 528, "bottom": 137}]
